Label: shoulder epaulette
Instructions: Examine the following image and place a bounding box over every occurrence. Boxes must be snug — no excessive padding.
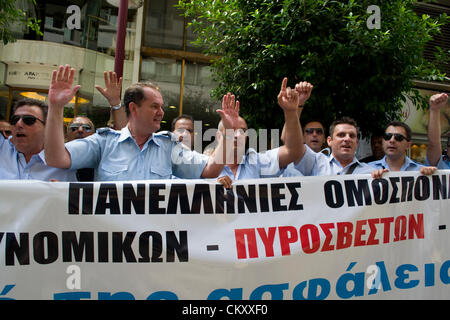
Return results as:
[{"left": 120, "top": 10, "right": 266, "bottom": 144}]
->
[
  {"left": 96, "top": 127, "right": 119, "bottom": 135},
  {"left": 154, "top": 130, "right": 171, "bottom": 137}
]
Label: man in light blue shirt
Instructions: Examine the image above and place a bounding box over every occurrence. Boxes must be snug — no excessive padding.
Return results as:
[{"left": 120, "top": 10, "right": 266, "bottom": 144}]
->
[
  {"left": 44, "top": 65, "right": 240, "bottom": 181},
  {"left": 0, "top": 98, "right": 77, "bottom": 181},
  {"left": 283, "top": 116, "right": 374, "bottom": 177},
  {"left": 215, "top": 78, "right": 308, "bottom": 188},
  {"left": 369, "top": 121, "right": 437, "bottom": 178},
  {"left": 426, "top": 92, "right": 449, "bottom": 170}
]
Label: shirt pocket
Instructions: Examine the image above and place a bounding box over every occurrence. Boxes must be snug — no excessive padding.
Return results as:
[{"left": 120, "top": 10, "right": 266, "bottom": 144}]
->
[
  {"left": 150, "top": 165, "right": 172, "bottom": 179},
  {"left": 100, "top": 163, "right": 129, "bottom": 180}
]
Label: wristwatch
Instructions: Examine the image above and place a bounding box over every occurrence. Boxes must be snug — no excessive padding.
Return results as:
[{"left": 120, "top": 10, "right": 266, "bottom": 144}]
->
[{"left": 110, "top": 103, "right": 122, "bottom": 110}]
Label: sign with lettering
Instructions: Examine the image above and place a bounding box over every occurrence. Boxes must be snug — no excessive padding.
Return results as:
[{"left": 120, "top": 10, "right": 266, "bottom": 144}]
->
[
  {"left": 0, "top": 171, "right": 449, "bottom": 300},
  {"left": 6, "top": 64, "right": 79, "bottom": 89}
]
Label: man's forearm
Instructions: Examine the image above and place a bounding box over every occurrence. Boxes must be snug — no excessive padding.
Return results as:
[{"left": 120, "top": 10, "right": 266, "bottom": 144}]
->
[
  {"left": 201, "top": 133, "right": 226, "bottom": 178},
  {"left": 111, "top": 107, "right": 128, "bottom": 130},
  {"left": 44, "top": 106, "right": 72, "bottom": 168},
  {"left": 281, "top": 107, "right": 302, "bottom": 143},
  {"left": 279, "top": 109, "right": 305, "bottom": 168},
  {"left": 427, "top": 108, "right": 442, "bottom": 166}
]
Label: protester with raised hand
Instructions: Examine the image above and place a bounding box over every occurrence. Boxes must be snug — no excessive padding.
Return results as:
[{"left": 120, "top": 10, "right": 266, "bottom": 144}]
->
[
  {"left": 44, "top": 64, "right": 240, "bottom": 181},
  {"left": 216, "top": 77, "right": 304, "bottom": 187}
]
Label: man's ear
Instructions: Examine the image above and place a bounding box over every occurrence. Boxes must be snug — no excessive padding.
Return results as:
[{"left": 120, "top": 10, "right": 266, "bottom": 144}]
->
[
  {"left": 327, "top": 136, "right": 332, "bottom": 147},
  {"left": 128, "top": 102, "right": 138, "bottom": 115}
]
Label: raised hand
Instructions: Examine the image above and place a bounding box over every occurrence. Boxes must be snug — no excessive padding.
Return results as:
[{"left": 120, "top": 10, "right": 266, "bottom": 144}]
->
[
  {"left": 429, "top": 93, "right": 448, "bottom": 111},
  {"left": 95, "top": 71, "right": 123, "bottom": 106},
  {"left": 48, "top": 65, "right": 81, "bottom": 110},
  {"left": 217, "top": 92, "right": 240, "bottom": 130},
  {"left": 277, "top": 77, "right": 300, "bottom": 112},
  {"left": 295, "top": 81, "right": 314, "bottom": 107}
]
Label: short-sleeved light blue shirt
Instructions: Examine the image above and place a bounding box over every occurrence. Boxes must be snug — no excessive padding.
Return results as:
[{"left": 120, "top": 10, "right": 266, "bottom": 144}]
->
[
  {"left": 217, "top": 147, "right": 282, "bottom": 181},
  {"left": 0, "top": 136, "right": 77, "bottom": 181},
  {"left": 369, "top": 155, "right": 424, "bottom": 171},
  {"left": 426, "top": 155, "right": 449, "bottom": 170},
  {"left": 284, "top": 145, "right": 374, "bottom": 176},
  {"left": 65, "top": 126, "right": 208, "bottom": 181}
]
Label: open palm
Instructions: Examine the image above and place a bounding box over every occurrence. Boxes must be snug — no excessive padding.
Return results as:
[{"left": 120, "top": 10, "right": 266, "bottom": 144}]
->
[
  {"left": 217, "top": 92, "right": 240, "bottom": 130},
  {"left": 48, "top": 65, "right": 80, "bottom": 109}
]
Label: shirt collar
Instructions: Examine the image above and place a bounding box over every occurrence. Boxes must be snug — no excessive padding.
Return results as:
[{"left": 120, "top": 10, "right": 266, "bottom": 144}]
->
[
  {"left": 119, "top": 125, "right": 160, "bottom": 147},
  {"left": 329, "top": 153, "right": 360, "bottom": 170},
  {"left": 380, "top": 155, "right": 417, "bottom": 171}
]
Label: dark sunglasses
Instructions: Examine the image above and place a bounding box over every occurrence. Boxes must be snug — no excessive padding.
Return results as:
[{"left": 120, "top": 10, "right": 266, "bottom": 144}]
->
[
  {"left": 305, "top": 128, "right": 324, "bottom": 135},
  {"left": 69, "top": 124, "right": 92, "bottom": 132},
  {"left": 383, "top": 132, "right": 409, "bottom": 142},
  {"left": 10, "top": 114, "right": 45, "bottom": 126}
]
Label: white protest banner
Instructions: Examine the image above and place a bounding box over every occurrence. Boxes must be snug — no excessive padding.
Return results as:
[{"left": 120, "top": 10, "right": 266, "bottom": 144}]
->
[{"left": 0, "top": 171, "right": 449, "bottom": 300}]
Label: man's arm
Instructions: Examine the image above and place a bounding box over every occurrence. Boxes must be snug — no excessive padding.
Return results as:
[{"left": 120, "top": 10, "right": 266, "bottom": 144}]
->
[
  {"left": 95, "top": 71, "right": 127, "bottom": 130},
  {"left": 278, "top": 78, "right": 312, "bottom": 168},
  {"left": 427, "top": 93, "right": 448, "bottom": 166},
  {"left": 45, "top": 65, "right": 81, "bottom": 168},
  {"left": 200, "top": 93, "right": 240, "bottom": 178}
]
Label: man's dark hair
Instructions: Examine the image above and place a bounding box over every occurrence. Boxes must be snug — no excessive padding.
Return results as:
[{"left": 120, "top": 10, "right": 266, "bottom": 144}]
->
[
  {"left": 386, "top": 121, "right": 412, "bottom": 141},
  {"left": 123, "top": 82, "right": 160, "bottom": 115},
  {"left": 12, "top": 98, "right": 48, "bottom": 122},
  {"left": 171, "top": 114, "right": 194, "bottom": 131},
  {"left": 329, "top": 116, "right": 359, "bottom": 137}
]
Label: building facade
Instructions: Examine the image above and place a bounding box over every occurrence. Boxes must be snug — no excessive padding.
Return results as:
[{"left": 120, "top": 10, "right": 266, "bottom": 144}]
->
[
  {"left": 0, "top": 0, "right": 220, "bottom": 133},
  {"left": 0, "top": 0, "right": 449, "bottom": 160}
]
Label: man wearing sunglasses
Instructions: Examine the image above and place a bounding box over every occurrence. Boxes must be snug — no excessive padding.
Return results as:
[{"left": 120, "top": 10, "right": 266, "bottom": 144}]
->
[
  {"left": 66, "top": 116, "right": 95, "bottom": 142},
  {"left": 369, "top": 121, "right": 437, "bottom": 178},
  {"left": 66, "top": 116, "right": 96, "bottom": 181},
  {"left": 0, "top": 98, "right": 77, "bottom": 181},
  {"left": 303, "top": 121, "right": 327, "bottom": 153},
  {"left": 426, "top": 92, "right": 449, "bottom": 170}
]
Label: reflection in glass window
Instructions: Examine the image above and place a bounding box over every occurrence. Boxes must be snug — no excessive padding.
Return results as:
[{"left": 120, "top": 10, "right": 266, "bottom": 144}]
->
[
  {"left": 140, "top": 57, "right": 182, "bottom": 130},
  {"left": 183, "top": 62, "right": 220, "bottom": 130},
  {"left": 144, "top": 0, "right": 184, "bottom": 50}
]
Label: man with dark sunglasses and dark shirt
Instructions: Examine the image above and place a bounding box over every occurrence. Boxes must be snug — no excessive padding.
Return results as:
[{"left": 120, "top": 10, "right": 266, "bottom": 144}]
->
[
  {"left": 369, "top": 121, "right": 437, "bottom": 178},
  {"left": 0, "top": 98, "right": 77, "bottom": 181}
]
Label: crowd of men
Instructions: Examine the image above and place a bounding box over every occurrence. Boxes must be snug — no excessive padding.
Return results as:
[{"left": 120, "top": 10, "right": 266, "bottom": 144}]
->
[{"left": 0, "top": 64, "right": 448, "bottom": 185}]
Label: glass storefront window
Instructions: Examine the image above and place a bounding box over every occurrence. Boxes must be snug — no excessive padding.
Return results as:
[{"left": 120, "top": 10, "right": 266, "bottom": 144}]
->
[
  {"left": 183, "top": 62, "right": 220, "bottom": 127},
  {"left": 140, "top": 57, "right": 182, "bottom": 130},
  {"left": 0, "top": 1, "right": 138, "bottom": 129},
  {"left": 144, "top": 0, "right": 184, "bottom": 50},
  {"left": 13, "top": 0, "right": 137, "bottom": 60}
]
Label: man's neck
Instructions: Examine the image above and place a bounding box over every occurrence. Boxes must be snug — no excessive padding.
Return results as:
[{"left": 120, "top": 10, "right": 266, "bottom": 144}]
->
[
  {"left": 385, "top": 154, "right": 406, "bottom": 171},
  {"left": 128, "top": 123, "right": 153, "bottom": 149},
  {"left": 22, "top": 150, "right": 40, "bottom": 163},
  {"left": 334, "top": 153, "right": 354, "bottom": 169}
]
